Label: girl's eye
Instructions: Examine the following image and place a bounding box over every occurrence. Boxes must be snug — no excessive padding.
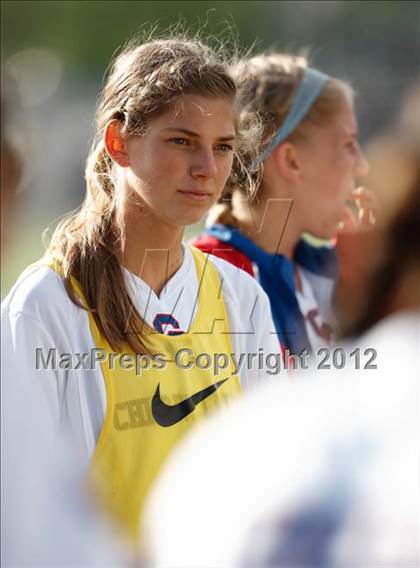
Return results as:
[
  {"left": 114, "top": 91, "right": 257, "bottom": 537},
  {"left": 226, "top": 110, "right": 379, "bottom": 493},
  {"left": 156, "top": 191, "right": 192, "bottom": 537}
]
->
[
  {"left": 346, "top": 140, "right": 358, "bottom": 151},
  {"left": 215, "top": 143, "right": 233, "bottom": 153},
  {"left": 170, "top": 138, "right": 190, "bottom": 146}
]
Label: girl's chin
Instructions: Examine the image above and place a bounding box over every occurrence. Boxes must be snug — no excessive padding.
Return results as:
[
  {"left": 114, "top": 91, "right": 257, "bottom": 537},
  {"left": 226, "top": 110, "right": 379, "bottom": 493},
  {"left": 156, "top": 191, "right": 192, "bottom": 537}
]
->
[{"left": 305, "top": 225, "right": 339, "bottom": 243}]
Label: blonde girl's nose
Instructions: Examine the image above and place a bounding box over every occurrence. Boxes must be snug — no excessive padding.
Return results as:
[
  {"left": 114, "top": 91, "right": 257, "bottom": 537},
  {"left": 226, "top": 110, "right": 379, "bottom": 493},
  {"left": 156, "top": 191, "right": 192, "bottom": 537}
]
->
[
  {"left": 356, "top": 146, "right": 370, "bottom": 178},
  {"left": 359, "top": 145, "right": 370, "bottom": 177}
]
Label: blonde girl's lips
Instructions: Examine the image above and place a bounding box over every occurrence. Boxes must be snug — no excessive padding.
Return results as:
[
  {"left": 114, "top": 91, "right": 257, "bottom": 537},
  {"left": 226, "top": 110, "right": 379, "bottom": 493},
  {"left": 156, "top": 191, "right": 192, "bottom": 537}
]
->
[{"left": 178, "top": 190, "right": 212, "bottom": 202}]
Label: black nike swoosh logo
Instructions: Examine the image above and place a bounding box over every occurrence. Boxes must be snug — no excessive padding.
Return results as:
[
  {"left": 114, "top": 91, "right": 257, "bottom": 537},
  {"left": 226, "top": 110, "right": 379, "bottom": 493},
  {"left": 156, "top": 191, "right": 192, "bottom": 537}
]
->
[{"left": 151, "top": 377, "right": 230, "bottom": 427}]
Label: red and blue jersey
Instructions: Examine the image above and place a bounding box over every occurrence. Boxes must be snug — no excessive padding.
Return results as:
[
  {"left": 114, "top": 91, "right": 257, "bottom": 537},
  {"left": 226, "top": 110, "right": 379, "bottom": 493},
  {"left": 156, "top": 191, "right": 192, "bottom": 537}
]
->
[{"left": 192, "top": 224, "right": 338, "bottom": 355}]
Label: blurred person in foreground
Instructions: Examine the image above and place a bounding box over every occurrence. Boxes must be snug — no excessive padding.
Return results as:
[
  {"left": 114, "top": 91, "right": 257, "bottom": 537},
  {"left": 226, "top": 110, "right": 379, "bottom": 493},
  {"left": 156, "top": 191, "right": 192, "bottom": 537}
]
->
[
  {"left": 142, "top": 84, "right": 420, "bottom": 567},
  {"left": 1, "top": 68, "right": 134, "bottom": 567}
]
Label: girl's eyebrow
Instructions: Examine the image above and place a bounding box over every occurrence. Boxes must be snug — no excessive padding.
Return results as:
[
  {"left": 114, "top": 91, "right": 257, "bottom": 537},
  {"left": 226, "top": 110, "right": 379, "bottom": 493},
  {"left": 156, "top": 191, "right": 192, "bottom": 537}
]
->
[
  {"left": 163, "top": 126, "right": 236, "bottom": 141},
  {"left": 341, "top": 129, "right": 358, "bottom": 140}
]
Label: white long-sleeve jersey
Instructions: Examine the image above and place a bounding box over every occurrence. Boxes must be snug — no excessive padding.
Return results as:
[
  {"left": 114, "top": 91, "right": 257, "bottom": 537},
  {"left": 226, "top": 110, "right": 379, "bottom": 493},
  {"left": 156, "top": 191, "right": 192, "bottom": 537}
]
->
[{"left": 1, "top": 244, "right": 280, "bottom": 466}]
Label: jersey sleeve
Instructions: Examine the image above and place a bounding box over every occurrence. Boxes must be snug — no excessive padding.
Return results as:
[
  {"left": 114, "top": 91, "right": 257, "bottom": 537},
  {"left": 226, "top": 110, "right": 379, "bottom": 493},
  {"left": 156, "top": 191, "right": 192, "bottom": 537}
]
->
[
  {"left": 1, "top": 309, "right": 63, "bottom": 434},
  {"left": 241, "top": 284, "right": 282, "bottom": 389},
  {"left": 1, "top": 299, "right": 133, "bottom": 567},
  {"left": 1, "top": 265, "right": 104, "bottom": 453},
  {"left": 206, "top": 254, "right": 283, "bottom": 389}
]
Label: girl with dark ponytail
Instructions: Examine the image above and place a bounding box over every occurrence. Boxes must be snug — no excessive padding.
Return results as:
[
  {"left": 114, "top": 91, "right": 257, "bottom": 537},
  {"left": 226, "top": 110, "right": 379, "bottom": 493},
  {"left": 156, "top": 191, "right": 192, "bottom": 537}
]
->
[{"left": 1, "top": 35, "right": 279, "bottom": 538}]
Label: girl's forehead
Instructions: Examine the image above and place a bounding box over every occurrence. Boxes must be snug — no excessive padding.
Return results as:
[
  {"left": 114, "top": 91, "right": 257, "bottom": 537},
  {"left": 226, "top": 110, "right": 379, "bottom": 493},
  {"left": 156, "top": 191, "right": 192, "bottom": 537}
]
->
[
  {"left": 318, "top": 105, "right": 358, "bottom": 141},
  {"left": 334, "top": 100, "right": 358, "bottom": 133},
  {"left": 155, "top": 94, "right": 235, "bottom": 131},
  {"left": 299, "top": 107, "right": 358, "bottom": 154}
]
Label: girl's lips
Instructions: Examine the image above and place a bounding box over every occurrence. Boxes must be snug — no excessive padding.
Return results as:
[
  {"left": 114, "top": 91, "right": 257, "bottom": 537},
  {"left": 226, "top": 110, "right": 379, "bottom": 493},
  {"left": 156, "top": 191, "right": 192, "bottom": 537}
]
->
[{"left": 178, "top": 190, "right": 212, "bottom": 201}]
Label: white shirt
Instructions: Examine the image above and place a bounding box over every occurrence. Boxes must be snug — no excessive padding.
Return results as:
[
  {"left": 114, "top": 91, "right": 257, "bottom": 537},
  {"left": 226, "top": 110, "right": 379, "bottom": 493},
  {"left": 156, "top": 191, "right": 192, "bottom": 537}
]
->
[
  {"left": 296, "top": 266, "right": 335, "bottom": 353},
  {"left": 143, "top": 311, "right": 420, "bottom": 568},
  {"left": 1, "top": 245, "right": 280, "bottom": 465},
  {"left": 1, "top": 307, "right": 134, "bottom": 567}
]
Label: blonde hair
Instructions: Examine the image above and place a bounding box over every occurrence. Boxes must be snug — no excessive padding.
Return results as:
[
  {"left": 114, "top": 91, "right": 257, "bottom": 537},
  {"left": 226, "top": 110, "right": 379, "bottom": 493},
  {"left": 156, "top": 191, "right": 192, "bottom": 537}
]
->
[
  {"left": 45, "top": 36, "right": 258, "bottom": 354},
  {"left": 211, "top": 52, "right": 354, "bottom": 227}
]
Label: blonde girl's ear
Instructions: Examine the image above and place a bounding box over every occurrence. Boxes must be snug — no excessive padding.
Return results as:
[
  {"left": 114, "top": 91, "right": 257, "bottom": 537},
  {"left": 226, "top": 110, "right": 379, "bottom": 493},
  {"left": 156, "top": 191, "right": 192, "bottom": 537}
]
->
[
  {"left": 271, "top": 142, "right": 302, "bottom": 183},
  {"left": 104, "top": 119, "right": 130, "bottom": 167}
]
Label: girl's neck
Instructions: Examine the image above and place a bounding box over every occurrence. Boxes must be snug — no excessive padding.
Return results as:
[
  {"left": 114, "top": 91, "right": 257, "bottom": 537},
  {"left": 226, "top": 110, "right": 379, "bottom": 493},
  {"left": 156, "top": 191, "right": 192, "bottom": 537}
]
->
[
  {"left": 119, "top": 201, "right": 184, "bottom": 297},
  {"left": 231, "top": 189, "right": 302, "bottom": 259}
]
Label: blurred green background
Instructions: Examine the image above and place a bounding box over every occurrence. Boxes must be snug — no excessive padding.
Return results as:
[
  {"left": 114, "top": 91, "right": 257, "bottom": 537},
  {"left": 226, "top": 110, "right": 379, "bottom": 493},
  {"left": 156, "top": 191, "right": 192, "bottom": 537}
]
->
[{"left": 1, "top": 0, "right": 419, "bottom": 294}]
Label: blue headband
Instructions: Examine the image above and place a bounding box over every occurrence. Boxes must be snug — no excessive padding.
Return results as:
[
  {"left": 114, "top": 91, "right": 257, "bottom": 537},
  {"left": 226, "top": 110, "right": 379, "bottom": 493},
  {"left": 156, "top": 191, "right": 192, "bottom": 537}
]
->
[{"left": 255, "top": 67, "right": 330, "bottom": 165}]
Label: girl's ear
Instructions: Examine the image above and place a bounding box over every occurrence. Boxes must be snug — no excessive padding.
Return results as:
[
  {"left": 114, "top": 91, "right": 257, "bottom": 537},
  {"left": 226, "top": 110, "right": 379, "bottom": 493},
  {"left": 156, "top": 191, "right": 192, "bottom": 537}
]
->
[
  {"left": 271, "top": 142, "right": 301, "bottom": 183},
  {"left": 104, "top": 119, "right": 130, "bottom": 167}
]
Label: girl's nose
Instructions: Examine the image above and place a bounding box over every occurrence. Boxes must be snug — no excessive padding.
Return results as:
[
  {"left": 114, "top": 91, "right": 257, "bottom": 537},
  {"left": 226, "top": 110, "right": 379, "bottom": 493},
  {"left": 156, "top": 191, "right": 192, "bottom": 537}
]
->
[
  {"left": 356, "top": 147, "right": 370, "bottom": 178},
  {"left": 190, "top": 150, "right": 218, "bottom": 179}
]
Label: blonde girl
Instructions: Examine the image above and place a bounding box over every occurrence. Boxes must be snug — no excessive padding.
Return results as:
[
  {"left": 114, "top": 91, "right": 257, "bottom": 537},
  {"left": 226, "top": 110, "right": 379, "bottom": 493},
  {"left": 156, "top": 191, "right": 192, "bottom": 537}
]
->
[{"left": 193, "top": 53, "right": 370, "bottom": 355}]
